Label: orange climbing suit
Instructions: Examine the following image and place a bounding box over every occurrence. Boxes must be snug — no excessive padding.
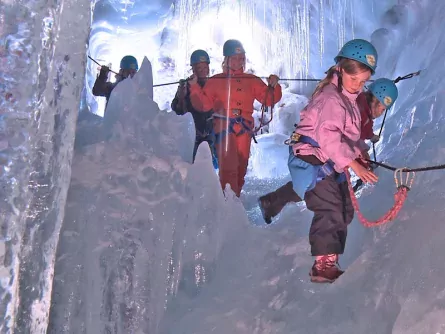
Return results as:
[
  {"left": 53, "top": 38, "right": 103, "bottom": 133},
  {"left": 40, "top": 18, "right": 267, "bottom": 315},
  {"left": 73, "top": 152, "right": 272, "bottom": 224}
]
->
[{"left": 189, "top": 68, "right": 282, "bottom": 196}]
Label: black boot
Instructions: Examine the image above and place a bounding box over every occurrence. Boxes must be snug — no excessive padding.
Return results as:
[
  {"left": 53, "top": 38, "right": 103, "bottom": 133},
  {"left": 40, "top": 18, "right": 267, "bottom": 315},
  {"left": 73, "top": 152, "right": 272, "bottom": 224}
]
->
[{"left": 258, "top": 182, "right": 302, "bottom": 224}]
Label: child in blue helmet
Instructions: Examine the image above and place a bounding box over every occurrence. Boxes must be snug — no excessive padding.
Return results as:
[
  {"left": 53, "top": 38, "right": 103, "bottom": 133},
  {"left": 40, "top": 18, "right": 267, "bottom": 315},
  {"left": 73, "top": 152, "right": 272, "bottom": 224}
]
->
[
  {"left": 76, "top": 55, "right": 138, "bottom": 148},
  {"left": 92, "top": 55, "right": 139, "bottom": 108},
  {"left": 171, "top": 49, "right": 218, "bottom": 169},
  {"left": 357, "top": 78, "right": 399, "bottom": 145},
  {"left": 258, "top": 77, "right": 399, "bottom": 226},
  {"left": 261, "top": 39, "right": 379, "bottom": 283}
]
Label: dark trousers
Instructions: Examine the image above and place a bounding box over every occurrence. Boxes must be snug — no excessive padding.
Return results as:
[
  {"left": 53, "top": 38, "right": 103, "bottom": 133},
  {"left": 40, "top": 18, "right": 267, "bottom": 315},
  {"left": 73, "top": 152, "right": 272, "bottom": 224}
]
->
[
  {"left": 193, "top": 133, "right": 218, "bottom": 169},
  {"left": 304, "top": 174, "right": 354, "bottom": 256}
]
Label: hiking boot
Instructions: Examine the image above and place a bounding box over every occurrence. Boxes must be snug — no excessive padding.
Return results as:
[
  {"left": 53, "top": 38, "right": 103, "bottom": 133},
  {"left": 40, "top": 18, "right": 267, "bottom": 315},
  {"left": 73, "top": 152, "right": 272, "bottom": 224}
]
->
[
  {"left": 258, "top": 182, "right": 302, "bottom": 224},
  {"left": 258, "top": 193, "right": 277, "bottom": 224},
  {"left": 309, "top": 254, "right": 344, "bottom": 283}
]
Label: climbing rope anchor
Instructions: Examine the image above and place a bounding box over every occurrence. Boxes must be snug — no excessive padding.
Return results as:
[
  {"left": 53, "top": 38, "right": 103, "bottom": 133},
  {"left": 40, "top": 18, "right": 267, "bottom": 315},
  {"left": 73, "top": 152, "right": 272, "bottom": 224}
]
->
[
  {"left": 346, "top": 167, "right": 415, "bottom": 227},
  {"left": 394, "top": 168, "right": 415, "bottom": 190}
]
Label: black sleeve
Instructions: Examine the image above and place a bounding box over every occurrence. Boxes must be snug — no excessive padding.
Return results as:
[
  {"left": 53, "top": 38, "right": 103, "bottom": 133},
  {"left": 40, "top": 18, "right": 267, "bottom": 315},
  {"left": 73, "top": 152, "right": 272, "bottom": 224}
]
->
[
  {"left": 92, "top": 69, "right": 114, "bottom": 98},
  {"left": 171, "top": 86, "right": 187, "bottom": 115}
]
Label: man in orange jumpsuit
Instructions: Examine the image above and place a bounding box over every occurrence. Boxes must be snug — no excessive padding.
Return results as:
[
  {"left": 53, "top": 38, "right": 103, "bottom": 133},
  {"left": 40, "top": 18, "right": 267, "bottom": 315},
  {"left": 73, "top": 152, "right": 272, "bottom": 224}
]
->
[{"left": 189, "top": 39, "right": 282, "bottom": 197}]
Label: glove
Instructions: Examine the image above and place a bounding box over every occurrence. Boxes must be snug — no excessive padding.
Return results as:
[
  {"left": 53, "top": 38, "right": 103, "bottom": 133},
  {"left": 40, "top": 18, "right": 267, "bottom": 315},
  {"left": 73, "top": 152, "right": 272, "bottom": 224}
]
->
[
  {"left": 178, "top": 79, "right": 188, "bottom": 96},
  {"left": 98, "top": 65, "right": 110, "bottom": 79},
  {"left": 370, "top": 134, "right": 380, "bottom": 144},
  {"left": 267, "top": 74, "right": 279, "bottom": 87}
]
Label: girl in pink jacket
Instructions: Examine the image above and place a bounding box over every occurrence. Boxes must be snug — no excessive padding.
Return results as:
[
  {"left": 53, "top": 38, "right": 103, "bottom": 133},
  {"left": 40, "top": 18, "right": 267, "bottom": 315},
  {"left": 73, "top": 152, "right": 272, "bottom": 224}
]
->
[
  {"left": 287, "top": 39, "right": 379, "bottom": 283},
  {"left": 258, "top": 77, "right": 399, "bottom": 228}
]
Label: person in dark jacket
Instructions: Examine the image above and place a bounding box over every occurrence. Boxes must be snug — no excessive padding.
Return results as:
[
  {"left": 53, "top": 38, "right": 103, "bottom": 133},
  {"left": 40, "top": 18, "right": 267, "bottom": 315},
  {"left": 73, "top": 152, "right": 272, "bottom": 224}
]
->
[
  {"left": 171, "top": 49, "right": 218, "bottom": 169},
  {"left": 76, "top": 55, "right": 139, "bottom": 146},
  {"left": 92, "top": 55, "right": 139, "bottom": 108}
]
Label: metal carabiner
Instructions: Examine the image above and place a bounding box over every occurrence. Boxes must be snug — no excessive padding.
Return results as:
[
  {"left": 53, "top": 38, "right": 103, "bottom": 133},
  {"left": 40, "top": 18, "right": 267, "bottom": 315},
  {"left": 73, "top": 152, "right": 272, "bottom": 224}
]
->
[{"left": 394, "top": 168, "right": 415, "bottom": 190}]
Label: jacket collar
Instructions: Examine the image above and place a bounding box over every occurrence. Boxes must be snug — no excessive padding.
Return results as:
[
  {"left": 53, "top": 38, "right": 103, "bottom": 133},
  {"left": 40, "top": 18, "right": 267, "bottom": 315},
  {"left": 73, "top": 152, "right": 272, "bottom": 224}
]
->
[
  {"left": 223, "top": 67, "right": 244, "bottom": 76},
  {"left": 330, "top": 72, "right": 360, "bottom": 103}
]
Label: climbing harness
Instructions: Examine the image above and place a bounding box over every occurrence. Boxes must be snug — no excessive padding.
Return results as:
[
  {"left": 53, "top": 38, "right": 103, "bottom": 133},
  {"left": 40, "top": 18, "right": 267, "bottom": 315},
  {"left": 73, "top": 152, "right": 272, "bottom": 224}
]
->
[
  {"left": 284, "top": 132, "right": 346, "bottom": 184},
  {"left": 345, "top": 167, "right": 415, "bottom": 227},
  {"left": 212, "top": 113, "right": 255, "bottom": 145}
]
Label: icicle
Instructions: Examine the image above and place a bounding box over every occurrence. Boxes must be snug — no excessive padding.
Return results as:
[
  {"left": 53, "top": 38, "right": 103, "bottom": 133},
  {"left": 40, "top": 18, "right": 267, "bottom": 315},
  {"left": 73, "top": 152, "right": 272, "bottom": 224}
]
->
[{"left": 319, "top": 0, "right": 325, "bottom": 67}]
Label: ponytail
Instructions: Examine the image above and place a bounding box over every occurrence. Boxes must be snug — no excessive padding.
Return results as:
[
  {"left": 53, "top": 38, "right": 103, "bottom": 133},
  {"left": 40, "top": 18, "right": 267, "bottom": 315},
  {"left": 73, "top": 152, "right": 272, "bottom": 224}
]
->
[
  {"left": 312, "top": 66, "right": 338, "bottom": 98},
  {"left": 312, "top": 57, "right": 371, "bottom": 98}
]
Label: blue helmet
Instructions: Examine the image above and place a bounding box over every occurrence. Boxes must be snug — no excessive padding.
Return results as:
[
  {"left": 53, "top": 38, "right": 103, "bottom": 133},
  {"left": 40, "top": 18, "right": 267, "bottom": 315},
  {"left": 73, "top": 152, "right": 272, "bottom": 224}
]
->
[
  {"left": 335, "top": 39, "right": 378, "bottom": 74},
  {"left": 368, "top": 78, "right": 398, "bottom": 108},
  {"left": 223, "top": 39, "right": 245, "bottom": 57},
  {"left": 190, "top": 49, "right": 210, "bottom": 65},
  {"left": 120, "top": 55, "right": 138, "bottom": 70}
]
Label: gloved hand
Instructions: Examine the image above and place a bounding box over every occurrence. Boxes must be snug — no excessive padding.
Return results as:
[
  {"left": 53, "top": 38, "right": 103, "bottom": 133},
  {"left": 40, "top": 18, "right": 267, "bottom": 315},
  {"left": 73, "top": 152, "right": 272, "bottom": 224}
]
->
[
  {"left": 178, "top": 79, "right": 188, "bottom": 96},
  {"left": 100, "top": 65, "right": 110, "bottom": 74},
  {"left": 267, "top": 74, "right": 279, "bottom": 87},
  {"left": 370, "top": 134, "right": 380, "bottom": 144},
  {"left": 98, "top": 65, "right": 110, "bottom": 79}
]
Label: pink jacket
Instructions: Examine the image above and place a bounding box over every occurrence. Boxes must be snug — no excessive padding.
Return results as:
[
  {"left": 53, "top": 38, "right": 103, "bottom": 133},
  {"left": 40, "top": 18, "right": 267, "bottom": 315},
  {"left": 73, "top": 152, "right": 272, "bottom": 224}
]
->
[{"left": 293, "top": 74, "right": 369, "bottom": 172}]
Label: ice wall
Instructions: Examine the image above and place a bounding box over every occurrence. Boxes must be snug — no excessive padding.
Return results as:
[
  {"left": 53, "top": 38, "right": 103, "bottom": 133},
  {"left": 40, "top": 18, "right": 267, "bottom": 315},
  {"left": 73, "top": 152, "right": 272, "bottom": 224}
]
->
[
  {"left": 0, "top": 0, "right": 90, "bottom": 332},
  {"left": 47, "top": 59, "right": 247, "bottom": 333}
]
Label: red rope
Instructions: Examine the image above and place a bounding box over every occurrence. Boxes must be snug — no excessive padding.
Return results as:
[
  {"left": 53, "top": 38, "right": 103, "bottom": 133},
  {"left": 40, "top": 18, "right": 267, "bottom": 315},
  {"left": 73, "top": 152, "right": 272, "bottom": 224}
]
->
[{"left": 345, "top": 169, "right": 410, "bottom": 227}]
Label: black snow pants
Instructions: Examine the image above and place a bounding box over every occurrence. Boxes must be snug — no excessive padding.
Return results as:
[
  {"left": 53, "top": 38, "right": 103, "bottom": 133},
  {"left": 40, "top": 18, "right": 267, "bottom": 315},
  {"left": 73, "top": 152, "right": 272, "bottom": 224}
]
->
[{"left": 304, "top": 173, "right": 354, "bottom": 256}]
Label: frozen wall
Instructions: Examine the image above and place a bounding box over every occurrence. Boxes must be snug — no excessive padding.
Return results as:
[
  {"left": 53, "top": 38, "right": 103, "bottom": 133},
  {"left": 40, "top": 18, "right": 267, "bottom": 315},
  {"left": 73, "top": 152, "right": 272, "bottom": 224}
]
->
[
  {"left": 0, "top": 0, "right": 90, "bottom": 332},
  {"left": 2, "top": 0, "right": 445, "bottom": 333}
]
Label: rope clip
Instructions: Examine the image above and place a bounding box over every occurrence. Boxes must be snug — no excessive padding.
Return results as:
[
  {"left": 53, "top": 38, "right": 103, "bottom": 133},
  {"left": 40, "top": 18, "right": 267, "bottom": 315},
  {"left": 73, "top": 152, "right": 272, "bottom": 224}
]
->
[
  {"left": 284, "top": 132, "right": 301, "bottom": 146},
  {"left": 394, "top": 168, "right": 415, "bottom": 190}
]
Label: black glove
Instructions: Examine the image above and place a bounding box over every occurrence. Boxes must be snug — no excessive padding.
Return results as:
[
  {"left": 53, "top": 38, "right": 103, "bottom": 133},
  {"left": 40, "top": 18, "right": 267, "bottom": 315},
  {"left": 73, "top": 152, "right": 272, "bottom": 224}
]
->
[
  {"left": 178, "top": 79, "right": 188, "bottom": 96},
  {"left": 99, "top": 66, "right": 110, "bottom": 79},
  {"left": 100, "top": 65, "right": 110, "bottom": 73}
]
